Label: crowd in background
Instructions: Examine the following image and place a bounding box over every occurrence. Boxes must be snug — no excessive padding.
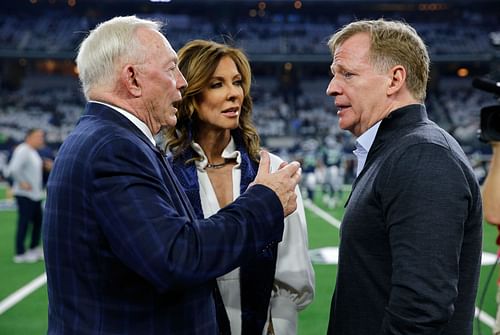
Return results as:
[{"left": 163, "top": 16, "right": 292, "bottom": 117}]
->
[
  {"left": 0, "top": 72, "right": 496, "bottom": 204},
  {"left": 0, "top": 2, "right": 499, "bottom": 201},
  {"left": 0, "top": 5, "right": 498, "bottom": 57}
]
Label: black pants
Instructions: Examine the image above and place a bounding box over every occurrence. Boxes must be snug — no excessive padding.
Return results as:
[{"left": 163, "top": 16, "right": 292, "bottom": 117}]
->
[{"left": 15, "top": 196, "right": 42, "bottom": 255}]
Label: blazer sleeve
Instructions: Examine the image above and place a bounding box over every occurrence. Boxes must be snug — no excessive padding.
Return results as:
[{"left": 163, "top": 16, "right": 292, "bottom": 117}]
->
[
  {"left": 91, "top": 137, "right": 285, "bottom": 293},
  {"left": 265, "top": 154, "right": 315, "bottom": 334}
]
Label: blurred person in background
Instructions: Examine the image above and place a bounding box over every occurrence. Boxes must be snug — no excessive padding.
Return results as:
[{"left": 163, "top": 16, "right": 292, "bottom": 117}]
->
[
  {"left": 43, "top": 16, "right": 301, "bottom": 334},
  {"left": 325, "top": 19, "right": 482, "bottom": 334},
  {"left": 165, "top": 39, "right": 314, "bottom": 335},
  {"left": 320, "top": 136, "right": 345, "bottom": 208},
  {"left": 300, "top": 139, "right": 319, "bottom": 201},
  {"left": 482, "top": 141, "right": 500, "bottom": 335},
  {"left": 6, "top": 128, "right": 49, "bottom": 263}
]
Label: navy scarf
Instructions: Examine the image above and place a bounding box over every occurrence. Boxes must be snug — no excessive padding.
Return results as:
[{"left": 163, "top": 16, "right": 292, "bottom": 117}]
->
[{"left": 169, "top": 136, "right": 278, "bottom": 335}]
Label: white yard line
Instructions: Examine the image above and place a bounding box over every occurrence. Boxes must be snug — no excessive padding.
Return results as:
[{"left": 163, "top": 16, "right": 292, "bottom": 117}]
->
[
  {"left": 0, "top": 272, "right": 46, "bottom": 315},
  {"left": 304, "top": 199, "right": 341, "bottom": 228},
  {"left": 476, "top": 307, "right": 496, "bottom": 329},
  {"left": 0, "top": 202, "right": 496, "bottom": 331},
  {"left": 304, "top": 199, "right": 495, "bottom": 331}
]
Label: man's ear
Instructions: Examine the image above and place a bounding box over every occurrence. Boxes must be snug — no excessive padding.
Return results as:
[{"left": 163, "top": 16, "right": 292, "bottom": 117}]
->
[
  {"left": 387, "top": 65, "right": 406, "bottom": 96},
  {"left": 121, "top": 64, "right": 141, "bottom": 97}
]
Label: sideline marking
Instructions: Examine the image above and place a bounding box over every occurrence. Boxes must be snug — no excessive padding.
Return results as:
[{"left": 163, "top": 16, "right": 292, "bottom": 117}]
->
[
  {"left": 0, "top": 199, "right": 15, "bottom": 211},
  {"left": 0, "top": 201, "right": 496, "bottom": 330},
  {"left": 304, "top": 199, "right": 495, "bottom": 330},
  {"left": 304, "top": 199, "right": 341, "bottom": 228},
  {"left": 476, "top": 307, "right": 496, "bottom": 328},
  {"left": 0, "top": 272, "right": 47, "bottom": 315}
]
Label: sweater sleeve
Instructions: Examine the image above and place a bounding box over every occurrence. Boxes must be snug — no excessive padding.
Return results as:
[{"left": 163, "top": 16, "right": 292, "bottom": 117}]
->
[{"left": 379, "top": 143, "right": 476, "bottom": 334}]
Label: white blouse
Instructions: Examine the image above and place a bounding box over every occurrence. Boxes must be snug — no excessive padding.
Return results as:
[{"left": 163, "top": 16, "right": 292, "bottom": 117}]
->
[{"left": 191, "top": 138, "right": 315, "bottom": 335}]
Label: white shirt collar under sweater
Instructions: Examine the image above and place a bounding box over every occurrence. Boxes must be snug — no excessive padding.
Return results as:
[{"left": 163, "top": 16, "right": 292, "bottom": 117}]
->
[{"left": 353, "top": 120, "right": 382, "bottom": 176}]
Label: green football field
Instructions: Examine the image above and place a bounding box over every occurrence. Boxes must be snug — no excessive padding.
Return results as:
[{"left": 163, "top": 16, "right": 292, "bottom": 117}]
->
[{"left": 0, "top": 185, "right": 498, "bottom": 334}]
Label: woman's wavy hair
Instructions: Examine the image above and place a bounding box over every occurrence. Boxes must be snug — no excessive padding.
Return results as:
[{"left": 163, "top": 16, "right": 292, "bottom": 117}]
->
[{"left": 165, "top": 39, "right": 260, "bottom": 163}]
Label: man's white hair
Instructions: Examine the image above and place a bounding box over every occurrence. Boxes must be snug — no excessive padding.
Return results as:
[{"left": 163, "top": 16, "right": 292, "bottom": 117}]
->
[{"left": 76, "top": 15, "right": 163, "bottom": 100}]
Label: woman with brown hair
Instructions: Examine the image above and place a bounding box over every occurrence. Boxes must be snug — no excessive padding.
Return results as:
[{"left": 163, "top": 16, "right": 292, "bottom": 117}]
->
[{"left": 165, "top": 39, "right": 314, "bottom": 335}]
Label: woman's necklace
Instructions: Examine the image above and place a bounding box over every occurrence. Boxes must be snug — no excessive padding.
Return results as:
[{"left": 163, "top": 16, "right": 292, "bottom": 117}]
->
[{"left": 205, "top": 159, "right": 229, "bottom": 169}]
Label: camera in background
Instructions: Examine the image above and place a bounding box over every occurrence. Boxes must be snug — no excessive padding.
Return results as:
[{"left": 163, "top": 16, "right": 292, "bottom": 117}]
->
[{"left": 472, "top": 77, "right": 500, "bottom": 142}]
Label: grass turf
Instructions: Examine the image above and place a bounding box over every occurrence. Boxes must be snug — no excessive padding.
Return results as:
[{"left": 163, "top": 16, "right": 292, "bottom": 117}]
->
[{"left": 0, "top": 188, "right": 497, "bottom": 334}]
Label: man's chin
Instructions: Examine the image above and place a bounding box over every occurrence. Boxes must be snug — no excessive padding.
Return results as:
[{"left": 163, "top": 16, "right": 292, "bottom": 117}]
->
[{"left": 164, "top": 116, "right": 178, "bottom": 128}]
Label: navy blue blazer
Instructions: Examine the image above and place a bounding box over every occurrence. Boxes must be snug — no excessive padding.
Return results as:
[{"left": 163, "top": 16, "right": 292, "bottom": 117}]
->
[{"left": 43, "top": 102, "right": 285, "bottom": 334}]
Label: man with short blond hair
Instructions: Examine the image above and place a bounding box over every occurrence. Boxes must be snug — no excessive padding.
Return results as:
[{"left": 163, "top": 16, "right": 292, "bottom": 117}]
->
[{"left": 326, "top": 19, "right": 482, "bottom": 334}]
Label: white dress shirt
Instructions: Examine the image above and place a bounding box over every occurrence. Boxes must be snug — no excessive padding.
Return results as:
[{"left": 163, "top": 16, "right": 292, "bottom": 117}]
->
[
  {"left": 90, "top": 101, "right": 156, "bottom": 146},
  {"left": 353, "top": 121, "right": 382, "bottom": 176},
  {"left": 191, "top": 138, "right": 315, "bottom": 335}
]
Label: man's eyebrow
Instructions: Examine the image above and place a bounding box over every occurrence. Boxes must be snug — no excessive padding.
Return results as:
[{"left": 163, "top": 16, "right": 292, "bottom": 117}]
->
[
  {"left": 168, "top": 56, "right": 178, "bottom": 64},
  {"left": 330, "top": 63, "right": 344, "bottom": 73}
]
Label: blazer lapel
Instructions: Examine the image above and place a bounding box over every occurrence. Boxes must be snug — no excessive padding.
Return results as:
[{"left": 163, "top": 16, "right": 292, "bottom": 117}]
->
[{"left": 85, "top": 102, "right": 198, "bottom": 222}]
